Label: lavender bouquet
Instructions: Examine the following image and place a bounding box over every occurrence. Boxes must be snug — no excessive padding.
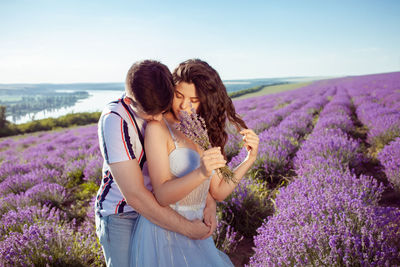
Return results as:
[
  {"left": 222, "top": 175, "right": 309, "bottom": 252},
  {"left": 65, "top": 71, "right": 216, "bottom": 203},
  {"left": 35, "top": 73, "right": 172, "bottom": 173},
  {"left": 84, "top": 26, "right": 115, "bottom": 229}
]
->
[{"left": 175, "top": 109, "right": 237, "bottom": 184}]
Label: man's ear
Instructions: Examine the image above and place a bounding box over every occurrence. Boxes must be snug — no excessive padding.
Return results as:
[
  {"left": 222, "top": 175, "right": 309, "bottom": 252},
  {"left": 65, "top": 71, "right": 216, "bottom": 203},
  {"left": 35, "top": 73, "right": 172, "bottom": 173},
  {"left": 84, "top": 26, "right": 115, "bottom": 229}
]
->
[{"left": 123, "top": 96, "right": 131, "bottom": 105}]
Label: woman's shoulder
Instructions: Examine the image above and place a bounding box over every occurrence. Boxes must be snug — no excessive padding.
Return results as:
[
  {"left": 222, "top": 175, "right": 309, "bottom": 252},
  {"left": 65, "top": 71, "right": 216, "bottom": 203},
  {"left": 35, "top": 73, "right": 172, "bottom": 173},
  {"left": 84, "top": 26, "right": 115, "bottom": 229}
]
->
[
  {"left": 145, "top": 119, "right": 169, "bottom": 138},
  {"left": 146, "top": 120, "right": 163, "bottom": 129}
]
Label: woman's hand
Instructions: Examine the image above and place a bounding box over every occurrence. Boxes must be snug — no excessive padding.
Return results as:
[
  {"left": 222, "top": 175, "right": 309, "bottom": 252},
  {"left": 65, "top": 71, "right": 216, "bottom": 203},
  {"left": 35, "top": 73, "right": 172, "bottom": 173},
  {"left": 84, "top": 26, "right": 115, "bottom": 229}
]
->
[
  {"left": 199, "top": 147, "right": 226, "bottom": 178},
  {"left": 240, "top": 129, "right": 259, "bottom": 161}
]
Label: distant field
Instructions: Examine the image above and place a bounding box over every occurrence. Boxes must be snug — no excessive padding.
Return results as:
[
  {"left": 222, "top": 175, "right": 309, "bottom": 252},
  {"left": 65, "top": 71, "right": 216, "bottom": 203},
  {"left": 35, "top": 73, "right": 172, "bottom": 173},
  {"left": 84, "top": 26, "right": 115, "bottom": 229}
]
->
[{"left": 234, "top": 81, "right": 313, "bottom": 100}]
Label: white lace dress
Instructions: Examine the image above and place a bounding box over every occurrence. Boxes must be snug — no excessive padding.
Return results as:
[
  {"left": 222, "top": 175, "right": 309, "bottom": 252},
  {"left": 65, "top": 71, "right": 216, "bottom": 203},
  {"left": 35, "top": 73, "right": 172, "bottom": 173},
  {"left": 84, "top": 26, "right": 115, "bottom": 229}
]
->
[{"left": 130, "top": 119, "right": 233, "bottom": 267}]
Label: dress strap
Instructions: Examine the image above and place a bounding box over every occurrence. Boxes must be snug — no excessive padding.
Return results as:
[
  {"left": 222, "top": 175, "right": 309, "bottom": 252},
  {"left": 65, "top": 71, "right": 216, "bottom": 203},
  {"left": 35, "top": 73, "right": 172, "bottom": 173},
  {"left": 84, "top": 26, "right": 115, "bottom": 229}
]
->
[{"left": 163, "top": 117, "right": 179, "bottom": 148}]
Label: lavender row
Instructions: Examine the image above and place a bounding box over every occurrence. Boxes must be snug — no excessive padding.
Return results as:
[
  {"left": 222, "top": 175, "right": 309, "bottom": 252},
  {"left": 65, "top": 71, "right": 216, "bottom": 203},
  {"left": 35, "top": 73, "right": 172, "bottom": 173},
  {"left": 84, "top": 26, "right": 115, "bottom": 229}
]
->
[
  {"left": 225, "top": 83, "right": 332, "bottom": 162},
  {"left": 345, "top": 74, "right": 400, "bottom": 151},
  {"left": 353, "top": 72, "right": 400, "bottom": 111},
  {"left": 0, "top": 125, "right": 104, "bottom": 265},
  {"left": 234, "top": 82, "right": 331, "bottom": 134},
  {"left": 250, "top": 88, "right": 400, "bottom": 266},
  {"left": 344, "top": 74, "right": 400, "bottom": 191},
  {"left": 231, "top": 86, "right": 333, "bottom": 182},
  {"left": 378, "top": 137, "right": 400, "bottom": 192},
  {"left": 216, "top": 84, "right": 335, "bottom": 239}
]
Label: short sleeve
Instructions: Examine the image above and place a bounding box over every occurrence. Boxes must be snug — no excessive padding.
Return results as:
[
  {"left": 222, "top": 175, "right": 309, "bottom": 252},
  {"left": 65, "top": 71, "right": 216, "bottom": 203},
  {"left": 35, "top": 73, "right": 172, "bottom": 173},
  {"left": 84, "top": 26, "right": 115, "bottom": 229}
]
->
[{"left": 99, "top": 112, "right": 137, "bottom": 164}]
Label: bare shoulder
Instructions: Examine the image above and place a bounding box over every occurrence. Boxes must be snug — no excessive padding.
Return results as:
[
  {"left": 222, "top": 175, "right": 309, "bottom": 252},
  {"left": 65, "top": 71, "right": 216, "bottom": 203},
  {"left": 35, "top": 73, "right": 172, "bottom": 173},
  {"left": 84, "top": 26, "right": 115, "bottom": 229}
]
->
[
  {"left": 145, "top": 120, "right": 169, "bottom": 139},
  {"left": 146, "top": 120, "right": 163, "bottom": 130}
]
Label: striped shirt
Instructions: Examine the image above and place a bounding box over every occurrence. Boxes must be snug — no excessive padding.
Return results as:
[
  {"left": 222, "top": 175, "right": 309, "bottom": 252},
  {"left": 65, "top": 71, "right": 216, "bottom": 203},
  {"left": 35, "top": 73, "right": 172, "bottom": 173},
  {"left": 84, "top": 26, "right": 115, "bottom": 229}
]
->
[{"left": 95, "top": 95, "right": 152, "bottom": 217}]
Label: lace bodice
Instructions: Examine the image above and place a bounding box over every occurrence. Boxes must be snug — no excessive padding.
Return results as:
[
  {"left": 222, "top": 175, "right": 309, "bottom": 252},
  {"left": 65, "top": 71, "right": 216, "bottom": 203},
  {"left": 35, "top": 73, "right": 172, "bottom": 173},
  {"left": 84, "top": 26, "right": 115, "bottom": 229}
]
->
[{"left": 164, "top": 119, "right": 210, "bottom": 212}]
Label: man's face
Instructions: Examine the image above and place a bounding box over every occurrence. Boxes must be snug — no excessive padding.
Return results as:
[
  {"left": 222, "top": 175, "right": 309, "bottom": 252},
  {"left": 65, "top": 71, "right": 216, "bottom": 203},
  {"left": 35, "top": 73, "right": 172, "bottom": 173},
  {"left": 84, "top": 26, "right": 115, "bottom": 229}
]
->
[
  {"left": 124, "top": 95, "right": 164, "bottom": 122},
  {"left": 139, "top": 112, "right": 163, "bottom": 122}
]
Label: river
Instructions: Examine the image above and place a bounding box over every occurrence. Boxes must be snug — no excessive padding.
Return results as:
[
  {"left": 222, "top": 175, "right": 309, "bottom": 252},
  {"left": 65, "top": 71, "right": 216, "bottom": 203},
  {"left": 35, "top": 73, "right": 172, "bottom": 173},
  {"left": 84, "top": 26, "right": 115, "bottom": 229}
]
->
[
  {"left": 7, "top": 90, "right": 124, "bottom": 124},
  {"left": 5, "top": 77, "right": 308, "bottom": 124}
]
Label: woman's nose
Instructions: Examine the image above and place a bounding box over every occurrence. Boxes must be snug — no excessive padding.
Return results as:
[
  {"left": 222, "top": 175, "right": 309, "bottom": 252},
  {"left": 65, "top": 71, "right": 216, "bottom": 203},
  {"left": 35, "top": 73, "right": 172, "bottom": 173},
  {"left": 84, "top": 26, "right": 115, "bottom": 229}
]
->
[{"left": 180, "top": 98, "right": 190, "bottom": 110}]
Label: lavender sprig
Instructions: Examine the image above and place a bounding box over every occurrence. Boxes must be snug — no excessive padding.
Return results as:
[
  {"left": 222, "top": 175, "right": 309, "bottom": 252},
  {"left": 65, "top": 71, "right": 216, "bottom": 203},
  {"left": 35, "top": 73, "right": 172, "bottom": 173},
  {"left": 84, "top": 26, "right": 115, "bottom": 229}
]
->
[{"left": 175, "top": 109, "right": 237, "bottom": 184}]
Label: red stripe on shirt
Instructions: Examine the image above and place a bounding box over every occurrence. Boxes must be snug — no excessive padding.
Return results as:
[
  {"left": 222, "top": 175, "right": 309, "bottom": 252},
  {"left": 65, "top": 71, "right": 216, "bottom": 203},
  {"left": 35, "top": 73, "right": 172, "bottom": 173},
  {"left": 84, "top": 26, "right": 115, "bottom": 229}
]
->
[
  {"left": 97, "top": 172, "right": 111, "bottom": 200},
  {"left": 121, "top": 100, "right": 139, "bottom": 135},
  {"left": 115, "top": 198, "right": 125, "bottom": 214},
  {"left": 121, "top": 99, "right": 144, "bottom": 162}
]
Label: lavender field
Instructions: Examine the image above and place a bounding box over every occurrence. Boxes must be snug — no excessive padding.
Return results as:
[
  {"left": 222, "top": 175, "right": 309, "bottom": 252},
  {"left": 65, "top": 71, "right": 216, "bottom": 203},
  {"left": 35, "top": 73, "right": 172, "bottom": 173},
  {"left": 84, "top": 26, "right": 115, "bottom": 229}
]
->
[{"left": 1, "top": 72, "right": 400, "bottom": 266}]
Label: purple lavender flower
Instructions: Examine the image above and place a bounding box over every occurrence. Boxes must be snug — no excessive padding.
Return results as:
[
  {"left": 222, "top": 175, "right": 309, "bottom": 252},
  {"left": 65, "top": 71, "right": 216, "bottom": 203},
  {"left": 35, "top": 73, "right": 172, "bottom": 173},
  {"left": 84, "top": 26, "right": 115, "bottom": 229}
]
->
[
  {"left": 213, "top": 219, "right": 243, "bottom": 254},
  {"left": 378, "top": 137, "right": 400, "bottom": 191},
  {"left": 175, "top": 109, "right": 237, "bottom": 183}
]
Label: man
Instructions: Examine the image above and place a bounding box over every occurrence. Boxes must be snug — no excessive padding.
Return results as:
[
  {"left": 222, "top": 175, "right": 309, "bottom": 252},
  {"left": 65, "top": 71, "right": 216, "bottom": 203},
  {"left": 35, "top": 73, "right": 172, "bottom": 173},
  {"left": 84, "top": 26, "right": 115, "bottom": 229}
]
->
[{"left": 95, "top": 60, "right": 219, "bottom": 267}]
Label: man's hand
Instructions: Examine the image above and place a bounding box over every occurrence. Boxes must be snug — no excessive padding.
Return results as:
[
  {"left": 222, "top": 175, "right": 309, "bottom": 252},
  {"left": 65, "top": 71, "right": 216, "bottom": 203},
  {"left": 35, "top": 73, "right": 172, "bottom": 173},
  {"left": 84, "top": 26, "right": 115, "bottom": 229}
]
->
[
  {"left": 202, "top": 206, "right": 217, "bottom": 239},
  {"left": 187, "top": 220, "right": 211, "bottom": 240},
  {"left": 201, "top": 192, "right": 217, "bottom": 239}
]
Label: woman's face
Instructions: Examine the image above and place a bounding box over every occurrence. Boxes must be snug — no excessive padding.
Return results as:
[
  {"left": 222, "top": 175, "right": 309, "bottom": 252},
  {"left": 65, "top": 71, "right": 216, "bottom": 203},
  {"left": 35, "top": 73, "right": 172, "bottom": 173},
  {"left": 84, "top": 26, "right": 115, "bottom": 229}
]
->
[{"left": 172, "top": 82, "right": 201, "bottom": 118}]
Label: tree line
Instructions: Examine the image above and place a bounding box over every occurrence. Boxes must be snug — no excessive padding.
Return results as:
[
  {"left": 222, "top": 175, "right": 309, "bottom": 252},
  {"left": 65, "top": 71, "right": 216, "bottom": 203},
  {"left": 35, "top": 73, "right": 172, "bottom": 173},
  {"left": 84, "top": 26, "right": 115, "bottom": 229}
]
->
[
  {"left": 0, "top": 107, "right": 101, "bottom": 138},
  {"left": 0, "top": 91, "right": 89, "bottom": 122}
]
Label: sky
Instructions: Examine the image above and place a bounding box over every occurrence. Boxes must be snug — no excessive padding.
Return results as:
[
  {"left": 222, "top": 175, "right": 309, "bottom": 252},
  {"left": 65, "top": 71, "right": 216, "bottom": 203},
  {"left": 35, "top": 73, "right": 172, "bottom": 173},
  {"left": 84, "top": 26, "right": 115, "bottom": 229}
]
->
[{"left": 0, "top": 0, "right": 399, "bottom": 83}]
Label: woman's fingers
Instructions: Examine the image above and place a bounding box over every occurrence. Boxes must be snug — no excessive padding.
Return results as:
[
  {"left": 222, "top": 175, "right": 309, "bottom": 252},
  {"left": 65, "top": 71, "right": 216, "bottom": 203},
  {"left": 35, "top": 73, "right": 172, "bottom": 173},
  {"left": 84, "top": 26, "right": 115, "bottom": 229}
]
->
[
  {"left": 240, "top": 129, "right": 256, "bottom": 135},
  {"left": 199, "top": 147, "right": 227, "bottom": 177},
  {"left": 240, "top": 129, "right": 259, "bottom": 154},
  {"left": 203, "top": 147, "right": 225, "bottom": 162}
]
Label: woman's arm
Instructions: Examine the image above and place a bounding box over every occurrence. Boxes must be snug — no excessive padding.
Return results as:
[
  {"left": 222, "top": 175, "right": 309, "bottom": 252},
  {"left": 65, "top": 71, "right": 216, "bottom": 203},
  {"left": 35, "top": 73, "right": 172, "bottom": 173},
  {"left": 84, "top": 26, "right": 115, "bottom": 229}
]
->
[
  {"left": 145, "top": 121, "right": 227, "bottom": 206},
  {"left": 109, "top": 160, "right": 210, "bottom": 239},
  {"left": 209, "top": 129, "right": 259, "bottom": 201}
]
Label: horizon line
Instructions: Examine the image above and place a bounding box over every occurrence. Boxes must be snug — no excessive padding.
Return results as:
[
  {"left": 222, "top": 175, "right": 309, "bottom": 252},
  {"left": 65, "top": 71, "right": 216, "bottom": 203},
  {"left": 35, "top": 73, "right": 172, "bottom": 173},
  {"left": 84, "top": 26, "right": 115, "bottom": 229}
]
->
[{"left": 1, "top": 70, "right": 399, "bottom": 85}]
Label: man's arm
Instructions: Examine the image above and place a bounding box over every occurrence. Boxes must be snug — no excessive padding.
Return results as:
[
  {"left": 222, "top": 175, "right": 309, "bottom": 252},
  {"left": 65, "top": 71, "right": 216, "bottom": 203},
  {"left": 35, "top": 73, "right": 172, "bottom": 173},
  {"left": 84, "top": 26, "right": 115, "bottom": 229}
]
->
[{"left": 109, "top": 159, "right": 210, "bottom": 240}]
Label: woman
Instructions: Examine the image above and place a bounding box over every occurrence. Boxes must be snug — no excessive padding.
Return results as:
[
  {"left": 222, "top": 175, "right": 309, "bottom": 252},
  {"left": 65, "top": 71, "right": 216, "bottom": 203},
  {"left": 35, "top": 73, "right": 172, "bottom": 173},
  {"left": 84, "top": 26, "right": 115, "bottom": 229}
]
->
[{"left": 130, "top": 59, "right": 259, "bottom": 266}]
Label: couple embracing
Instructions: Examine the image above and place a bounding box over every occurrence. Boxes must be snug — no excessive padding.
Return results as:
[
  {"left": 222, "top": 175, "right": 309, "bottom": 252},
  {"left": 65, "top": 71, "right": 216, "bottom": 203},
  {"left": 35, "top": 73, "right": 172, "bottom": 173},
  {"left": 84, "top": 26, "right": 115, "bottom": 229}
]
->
[{"left": 95, "top": 59, "right": 259, "bottom": 266}]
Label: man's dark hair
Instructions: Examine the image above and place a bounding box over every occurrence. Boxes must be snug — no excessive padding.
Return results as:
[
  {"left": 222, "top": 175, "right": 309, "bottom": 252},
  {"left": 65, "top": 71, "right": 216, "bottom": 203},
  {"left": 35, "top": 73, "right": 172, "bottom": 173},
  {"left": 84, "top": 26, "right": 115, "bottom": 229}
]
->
[{"left": 125, "top": 60, "right": 174, "bottom": 115}]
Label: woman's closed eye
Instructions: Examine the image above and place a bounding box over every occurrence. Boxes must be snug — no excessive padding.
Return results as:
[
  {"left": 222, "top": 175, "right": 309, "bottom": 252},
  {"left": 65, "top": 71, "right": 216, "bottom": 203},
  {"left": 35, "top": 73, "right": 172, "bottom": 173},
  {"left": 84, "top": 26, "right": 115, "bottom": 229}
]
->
[
  {"left": 175, "top": 92, "right": 199, "bottom": 103},
  {"left": 175, "top": 92, "right": 183, "bottom": 99}
]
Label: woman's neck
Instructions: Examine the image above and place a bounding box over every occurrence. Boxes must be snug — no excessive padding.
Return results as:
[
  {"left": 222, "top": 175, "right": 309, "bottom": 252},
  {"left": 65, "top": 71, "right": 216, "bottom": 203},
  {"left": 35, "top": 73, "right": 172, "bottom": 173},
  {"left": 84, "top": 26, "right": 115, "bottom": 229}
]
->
[{"left": 164, "top": 111, "right": 180, "bottom": 124}]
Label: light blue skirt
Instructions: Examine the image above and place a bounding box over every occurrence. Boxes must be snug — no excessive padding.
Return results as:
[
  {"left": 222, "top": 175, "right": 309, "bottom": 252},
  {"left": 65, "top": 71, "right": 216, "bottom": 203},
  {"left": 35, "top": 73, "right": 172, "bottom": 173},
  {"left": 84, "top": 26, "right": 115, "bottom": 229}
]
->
[{"left": 130, "top": 211, "right": 233, "bottom": 267}]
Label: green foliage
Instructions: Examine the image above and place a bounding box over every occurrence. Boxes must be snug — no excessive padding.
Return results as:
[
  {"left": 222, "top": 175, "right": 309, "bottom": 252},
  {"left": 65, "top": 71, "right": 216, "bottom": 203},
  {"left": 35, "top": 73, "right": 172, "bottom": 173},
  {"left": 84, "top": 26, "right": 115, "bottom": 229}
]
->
[
  {"left": 0, "top": 105, "right": 6, "bottom": 128},
  {"left": 3, "top": 91, "right": 89, "bottom": 119},
  {"left": 66, "top": 182, "right": 98, "bottom": 222},
  {"left": 311, "top": 114, "right": 320, "bottom": 127},
  {"left": 229, "top": 85, "right": 266, "bottom": 98},
  {"left": 75, "top": 182, "right": 99, "bottom": 201},
  {"left": 228, "top": 82, "right": 290, "bottom": 99},
  {"left": 0, "top": 111, "right": 101, "bottom": 137},
  {"left": 65, "top": 169, "right": 84, "bottom": 189},
  {"left": 369, "top": 127, "right": 400, "bottom": 158},
  {"left": 274, "top": 101, "right": 290, "bottom": 110},
  {"left": 13, "top": 222, "right": 105, "bottom": 267},
  {"left": 218, "top": 180, "right": 274, "bottom": 237}
]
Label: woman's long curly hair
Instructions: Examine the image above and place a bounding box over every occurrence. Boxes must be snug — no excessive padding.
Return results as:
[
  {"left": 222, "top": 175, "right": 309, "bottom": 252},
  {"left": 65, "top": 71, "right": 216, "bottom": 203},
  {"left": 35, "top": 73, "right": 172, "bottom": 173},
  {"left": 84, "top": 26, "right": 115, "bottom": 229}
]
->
[{"left": 172, "top": 59, "right": 247, "bottom": 158}]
